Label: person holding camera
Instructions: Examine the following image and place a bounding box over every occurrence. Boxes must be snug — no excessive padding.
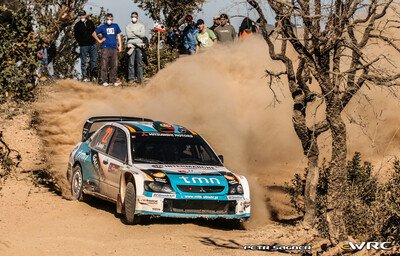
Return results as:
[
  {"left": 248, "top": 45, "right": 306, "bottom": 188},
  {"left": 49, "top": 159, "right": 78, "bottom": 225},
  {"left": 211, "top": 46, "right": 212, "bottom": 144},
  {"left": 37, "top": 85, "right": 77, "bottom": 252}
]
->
[{"left": 126, "top": 11, "right": 146, "bottom": 84}]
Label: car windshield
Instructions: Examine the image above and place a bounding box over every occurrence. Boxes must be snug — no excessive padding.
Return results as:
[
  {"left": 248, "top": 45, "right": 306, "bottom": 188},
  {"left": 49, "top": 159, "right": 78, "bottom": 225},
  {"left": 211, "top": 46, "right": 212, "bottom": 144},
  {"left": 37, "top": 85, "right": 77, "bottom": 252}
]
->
[{"left": 132, "top": 133, "right": 222, "bottom": 166}]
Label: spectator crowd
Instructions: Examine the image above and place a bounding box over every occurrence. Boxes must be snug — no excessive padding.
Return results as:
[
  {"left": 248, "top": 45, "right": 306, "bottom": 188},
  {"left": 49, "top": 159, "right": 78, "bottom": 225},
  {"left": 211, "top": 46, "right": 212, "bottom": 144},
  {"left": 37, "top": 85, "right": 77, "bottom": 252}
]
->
[{"left": 38, "top": 11, "right": 260, "bottom": 86}]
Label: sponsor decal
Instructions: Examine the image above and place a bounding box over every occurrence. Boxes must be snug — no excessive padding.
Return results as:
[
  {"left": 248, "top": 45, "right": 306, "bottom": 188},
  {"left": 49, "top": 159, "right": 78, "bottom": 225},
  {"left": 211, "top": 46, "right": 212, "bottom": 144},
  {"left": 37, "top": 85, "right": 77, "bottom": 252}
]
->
[
  {"left": 101, "top": 127, "right": 114, "bottom": 143},
  {"left": 92, "top": 153, "right": 106, "bottom": 180},
  {"left": 341, "top": 241, "right": 392, "bottom": 251},
  {"left": 150, "top": 164, "right": 216, "bottom": 170},
  {"left": 154, "top": 177, "right": 168, "bottom": 183},
  {"left": 138, "top": 198, "right": 159, "bottom": 205},
  {"left": 145, "top": 133, "right": 193, "bottom": 138},
  {"left": 148, "top": 133, "right": 174, "bottom": 137},
  {"left": 179, "top": 176, "right": 221, "bottom": 185},
  {"left": 227, "top": 195, "right": 244, "bottom": 200},
  {"left": 183, "top": 195, "right": 218, "bottom": 199},
  {"left": 75, "top": 151, "right": 90, "bottom": 162},
  {"left": 151, "top": 208, "right": 162, "bottom": 211},
  {"left": 174, "top": 134, "right": 193, "bottom": 138},
  {"left": 108, "top": 163, "right": 120, "bottom": 173},
  {"left": 152, "top": 193, "right": 176, "bottom": 198},
  {"left": 95, "top": 141, "right": 107, "bottom": 151}
]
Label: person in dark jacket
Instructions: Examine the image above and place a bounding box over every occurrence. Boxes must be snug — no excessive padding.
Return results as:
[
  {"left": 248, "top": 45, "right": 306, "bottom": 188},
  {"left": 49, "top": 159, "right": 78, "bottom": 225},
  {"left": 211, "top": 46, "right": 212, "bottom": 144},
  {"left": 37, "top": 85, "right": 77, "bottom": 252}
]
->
[
  {"left": 181, "top": 15, "right": 198, "bottom": 55},
  {"left": 74, "top": 10, "right": 97, "bottom": 82},
  {"left": 238, "top": 17, "right": 259, "bottom": 41}
]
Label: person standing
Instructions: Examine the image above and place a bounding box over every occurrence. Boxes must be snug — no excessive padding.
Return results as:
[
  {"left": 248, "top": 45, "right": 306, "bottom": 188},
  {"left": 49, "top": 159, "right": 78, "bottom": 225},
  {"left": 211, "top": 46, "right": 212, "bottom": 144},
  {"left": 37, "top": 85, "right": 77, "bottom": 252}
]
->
[
  {"left": 214, "top": 13, "right": 236, "bottom": 44},
  {"left": 196, "top": 19, "right": 216, "bottom": 52},
  {"left": 209, "top": 15, "right": 220, "bottom": 31},
  {"left": 181, "top": 15, "right": 198, "bottom": 55},
  {"left": 238, "top": 17, "right": 259, "bottom": 41},
  {"left": 166, "top": 25, "right": 181, "bottom": 49},
  {"left": 92, "top": 13, "right": 122, "bottom": 86},
  {"left": 74, "top": 10, "right": 97, "bottom": 82},
  {"left": 36, "top": 47, "right": 55, "bottom": 79},
  {"left": 126, "top": 11, "right": 145, "bottom": 84}
]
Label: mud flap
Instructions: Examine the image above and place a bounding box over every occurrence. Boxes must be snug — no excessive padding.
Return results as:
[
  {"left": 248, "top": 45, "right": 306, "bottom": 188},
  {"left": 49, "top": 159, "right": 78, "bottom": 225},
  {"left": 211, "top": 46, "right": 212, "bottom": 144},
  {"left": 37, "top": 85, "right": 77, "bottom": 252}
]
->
[{"left": 117, "top": 193, "right": 123, "bottom": 214}]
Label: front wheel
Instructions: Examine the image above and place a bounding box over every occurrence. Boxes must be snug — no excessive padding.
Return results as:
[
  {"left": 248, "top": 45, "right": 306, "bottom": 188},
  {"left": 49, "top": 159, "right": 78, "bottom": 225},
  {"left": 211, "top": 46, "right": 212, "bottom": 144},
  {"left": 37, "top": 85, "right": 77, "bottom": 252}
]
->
[
  {"left": 124, "top": 182, "right": 139, "bottom": 224},
  {"left": 71, "top": 165, "right": 84, "bottom": 201}
]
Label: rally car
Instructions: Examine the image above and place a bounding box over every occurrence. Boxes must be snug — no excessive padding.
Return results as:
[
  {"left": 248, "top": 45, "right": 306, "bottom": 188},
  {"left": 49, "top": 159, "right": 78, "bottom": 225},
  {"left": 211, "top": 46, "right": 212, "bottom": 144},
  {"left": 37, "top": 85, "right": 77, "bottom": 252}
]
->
[{"left": 67, "top": 116, "right": 251, "bottom": 224}]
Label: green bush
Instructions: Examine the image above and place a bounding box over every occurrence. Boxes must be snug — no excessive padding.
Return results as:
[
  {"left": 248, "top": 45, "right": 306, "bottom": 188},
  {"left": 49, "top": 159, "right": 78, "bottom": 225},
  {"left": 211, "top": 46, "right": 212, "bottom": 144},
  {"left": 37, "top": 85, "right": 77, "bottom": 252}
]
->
[
  {"left": 285, "top": 153, "right": 400, "bottom": 243},
  {"left": 0, "top": 5, "right": 40, "bottom": 102},
  {"left": 284, "top": 173, "right": 306, "bottom": 214}
]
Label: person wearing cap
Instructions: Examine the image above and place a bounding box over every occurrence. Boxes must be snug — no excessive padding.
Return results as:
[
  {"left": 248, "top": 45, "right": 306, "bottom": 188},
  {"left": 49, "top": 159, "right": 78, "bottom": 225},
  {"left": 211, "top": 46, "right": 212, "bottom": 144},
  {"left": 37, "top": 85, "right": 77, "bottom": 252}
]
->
[
  {"left": 126, "top": 11, "right": 146, "bottom": 84},
  {"left": 181, "top": 14, "right": 198, "bottom": 55},
  {"left": 209, "top": 15, "right": 220, "bottom": 31},
  {"left": 196, "top": 19, "right": 217, "bottom": 52},
  {"left": 214, "top": 13, "right": 236, "bottom": 44},
  {"left": 74, "top": 10, "right": 97, "bottom": 82},
  {"left": 92, "top": 13, "right": 122, "bottom": 86}
]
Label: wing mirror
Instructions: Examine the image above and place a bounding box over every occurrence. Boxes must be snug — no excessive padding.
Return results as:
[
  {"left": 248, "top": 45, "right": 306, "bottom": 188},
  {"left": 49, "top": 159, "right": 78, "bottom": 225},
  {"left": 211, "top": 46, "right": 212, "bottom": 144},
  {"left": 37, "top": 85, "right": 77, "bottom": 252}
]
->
[{"left": 218, "top": 155, "right": 224, "bottom": 163}]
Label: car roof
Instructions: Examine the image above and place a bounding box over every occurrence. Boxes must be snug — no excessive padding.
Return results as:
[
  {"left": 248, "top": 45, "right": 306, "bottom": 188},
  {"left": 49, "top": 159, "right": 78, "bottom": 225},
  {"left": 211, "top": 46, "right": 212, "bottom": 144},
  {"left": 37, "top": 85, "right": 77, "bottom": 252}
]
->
[{"left": 116, "top": 121, "right": 198, "bottom": 135}]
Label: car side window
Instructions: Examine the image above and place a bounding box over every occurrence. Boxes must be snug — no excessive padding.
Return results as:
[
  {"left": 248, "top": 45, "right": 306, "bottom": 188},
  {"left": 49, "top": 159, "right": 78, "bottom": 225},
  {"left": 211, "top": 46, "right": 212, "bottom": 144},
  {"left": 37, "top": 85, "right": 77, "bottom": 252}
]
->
[
  {"left": 198, "top": 145, "right": 212, "bottom": 162},
  {"left": 90, "top": 125, "right": 115, "bottom": 152},
  {"left": 108, "top": 128, "right": 128, "bottom": 162}
]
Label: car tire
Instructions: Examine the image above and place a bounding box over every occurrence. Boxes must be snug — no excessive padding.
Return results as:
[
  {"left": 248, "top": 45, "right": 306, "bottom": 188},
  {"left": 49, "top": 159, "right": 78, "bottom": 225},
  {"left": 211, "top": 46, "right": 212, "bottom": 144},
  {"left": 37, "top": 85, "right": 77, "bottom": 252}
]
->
[
  {"left": 71, "top": 165, "right": 85, "bottom": 201},
  {"left": 124, "top": 182, "right": 138, "bottom": 225}
]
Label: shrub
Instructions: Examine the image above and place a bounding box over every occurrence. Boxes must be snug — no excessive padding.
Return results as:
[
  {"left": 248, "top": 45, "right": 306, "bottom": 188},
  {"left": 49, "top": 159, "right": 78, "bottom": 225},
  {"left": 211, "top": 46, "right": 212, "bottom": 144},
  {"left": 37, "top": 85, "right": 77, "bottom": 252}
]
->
[
  {"left": 285, "top": 152, "right": 400, "bottom": 243},
  {"left": 0, "top": 4, "right": 40, "bottom": 102}
]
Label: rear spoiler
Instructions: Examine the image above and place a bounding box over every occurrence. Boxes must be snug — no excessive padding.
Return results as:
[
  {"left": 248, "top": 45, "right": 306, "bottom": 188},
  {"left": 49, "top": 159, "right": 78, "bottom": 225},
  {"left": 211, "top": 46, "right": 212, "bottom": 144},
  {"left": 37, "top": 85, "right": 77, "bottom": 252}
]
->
[{"left": 82, "top": 116, "right": 154, "bottom": 142}]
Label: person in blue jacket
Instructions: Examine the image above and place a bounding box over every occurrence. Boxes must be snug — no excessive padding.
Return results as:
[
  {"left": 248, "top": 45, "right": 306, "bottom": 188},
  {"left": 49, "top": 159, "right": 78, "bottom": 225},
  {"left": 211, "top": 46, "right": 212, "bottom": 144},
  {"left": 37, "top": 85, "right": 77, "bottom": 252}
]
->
[{"left": 181, "top": 15, "right": 198, "bottom": 55}]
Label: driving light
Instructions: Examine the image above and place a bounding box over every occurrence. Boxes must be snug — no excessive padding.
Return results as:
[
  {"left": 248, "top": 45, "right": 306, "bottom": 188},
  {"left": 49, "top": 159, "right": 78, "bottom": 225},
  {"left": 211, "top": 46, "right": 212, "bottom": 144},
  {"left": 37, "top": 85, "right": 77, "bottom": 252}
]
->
[
  {"left": 153, "top": 172, "right": 166, "bottom": 178},
  {"left": 145, "top": 181, "right": 175, "bottom": 193},
  {"left": 228, "top": 184, "right": 244, "bottom": 195},
  {"left": 224, "top": 174, "right": 235, "bottom": 181},
  {"left": 148, "top": 181, "right": 163, "bottom": 192},
  {"left": 236, "top": 184, "right": 244, "bottom": 194}
]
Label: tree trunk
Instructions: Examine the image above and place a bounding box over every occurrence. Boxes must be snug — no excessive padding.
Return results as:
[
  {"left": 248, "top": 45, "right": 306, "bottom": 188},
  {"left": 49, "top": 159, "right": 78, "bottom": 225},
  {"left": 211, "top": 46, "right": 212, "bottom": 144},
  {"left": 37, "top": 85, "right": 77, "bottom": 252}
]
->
[
  {"left": 326, "top": 104, "right": 348, "bottom": 244},
  {"left": 291, "top": 89, "right": 319, "bottom": 227},
  {"left": 292, "top": 100, "right": 320, "bottom": 226},
  {"left": 304, "top": 155, "right": 319, "bottom": 225}
]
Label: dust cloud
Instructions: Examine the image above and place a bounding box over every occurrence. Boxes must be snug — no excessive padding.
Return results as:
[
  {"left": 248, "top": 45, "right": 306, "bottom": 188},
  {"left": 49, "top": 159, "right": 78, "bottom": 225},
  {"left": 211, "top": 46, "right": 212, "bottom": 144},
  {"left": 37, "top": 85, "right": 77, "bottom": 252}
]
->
[{"left": 35, "top": 36, "right": 400, "bottom": 223}]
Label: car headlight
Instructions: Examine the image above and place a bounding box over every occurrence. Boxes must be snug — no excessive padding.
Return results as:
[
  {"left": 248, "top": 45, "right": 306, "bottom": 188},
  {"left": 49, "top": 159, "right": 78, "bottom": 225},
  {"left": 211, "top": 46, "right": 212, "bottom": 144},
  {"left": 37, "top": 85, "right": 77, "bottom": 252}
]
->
[
  {"left": 228, "top": 184, "right": 244, "bottom": 195},
  {"left": 236, "top": 184, "right": 244, "bottom": 194},
  {"left": 145, "top": 181, "right": 174, "bottom": 193}
]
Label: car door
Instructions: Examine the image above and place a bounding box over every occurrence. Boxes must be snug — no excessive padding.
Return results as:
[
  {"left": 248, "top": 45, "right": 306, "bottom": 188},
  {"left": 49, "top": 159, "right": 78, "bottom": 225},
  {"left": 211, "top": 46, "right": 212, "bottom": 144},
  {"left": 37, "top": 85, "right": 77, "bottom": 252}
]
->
[
  {"left": 89, "top": 125, "right": 115, "bottom": 197},
  {"left": 103, "top": 127, "right": 129, "bottom": 200}
]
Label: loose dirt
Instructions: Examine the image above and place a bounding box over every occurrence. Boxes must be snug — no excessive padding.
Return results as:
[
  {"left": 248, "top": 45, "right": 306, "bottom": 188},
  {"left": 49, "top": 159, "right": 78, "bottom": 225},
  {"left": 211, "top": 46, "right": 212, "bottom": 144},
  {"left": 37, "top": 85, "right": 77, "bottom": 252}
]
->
[{"left": 1, "top": 37, "right": 399, "bottom": 256}]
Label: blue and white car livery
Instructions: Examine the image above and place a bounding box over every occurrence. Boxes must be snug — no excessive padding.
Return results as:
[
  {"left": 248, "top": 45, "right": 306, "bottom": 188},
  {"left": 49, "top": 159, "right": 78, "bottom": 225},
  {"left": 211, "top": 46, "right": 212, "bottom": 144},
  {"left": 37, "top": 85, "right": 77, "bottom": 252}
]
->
[{"left": 67, "top": 116, "right": 251, "bottom": 224}]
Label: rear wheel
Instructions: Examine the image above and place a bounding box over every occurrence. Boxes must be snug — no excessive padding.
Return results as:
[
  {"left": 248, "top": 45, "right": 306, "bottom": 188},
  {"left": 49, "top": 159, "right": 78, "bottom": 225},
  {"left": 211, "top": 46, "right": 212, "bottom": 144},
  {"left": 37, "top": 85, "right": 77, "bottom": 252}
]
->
[
  {"left": 124, "top": 182, "right": 138, "bottom": 225},
  {"left": 71, "top": 165, "right": 84, "bottom": 201}
]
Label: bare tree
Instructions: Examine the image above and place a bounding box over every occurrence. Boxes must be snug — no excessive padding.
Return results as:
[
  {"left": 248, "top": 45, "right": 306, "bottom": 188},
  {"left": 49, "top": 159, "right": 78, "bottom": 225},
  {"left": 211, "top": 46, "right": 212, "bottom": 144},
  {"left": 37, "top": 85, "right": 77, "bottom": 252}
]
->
[
  {"left": 27, "top": 0, "right": 88, "bottom": 45},
  {"left": 247, "top": 0, "right": 400, "bottom": 243},
  {"left": 132, "top": 0, "right": 206, "bottom": 27}
]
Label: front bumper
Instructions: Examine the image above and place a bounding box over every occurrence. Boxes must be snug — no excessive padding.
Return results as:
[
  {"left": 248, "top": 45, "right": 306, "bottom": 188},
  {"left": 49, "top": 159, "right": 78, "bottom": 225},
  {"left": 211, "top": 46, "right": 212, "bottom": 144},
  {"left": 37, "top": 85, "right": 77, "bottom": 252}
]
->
[{"left": 135, "top": 192, "right": 251, "bottom": 219}]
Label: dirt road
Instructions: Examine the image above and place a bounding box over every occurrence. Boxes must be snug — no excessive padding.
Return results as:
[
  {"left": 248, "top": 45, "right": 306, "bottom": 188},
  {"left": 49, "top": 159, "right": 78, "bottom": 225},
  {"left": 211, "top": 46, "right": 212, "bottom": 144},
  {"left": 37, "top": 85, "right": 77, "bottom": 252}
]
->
[{"left": 0, "top": 110, "right": 320, "bottom": 256}]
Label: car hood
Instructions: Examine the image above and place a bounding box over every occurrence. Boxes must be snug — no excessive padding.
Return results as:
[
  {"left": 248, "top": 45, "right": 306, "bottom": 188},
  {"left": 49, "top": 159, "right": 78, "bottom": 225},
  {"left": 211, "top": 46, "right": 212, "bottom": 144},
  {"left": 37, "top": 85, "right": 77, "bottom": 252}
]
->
[{"left": 133, "top": 163, "right": 230, "bottom": 175}]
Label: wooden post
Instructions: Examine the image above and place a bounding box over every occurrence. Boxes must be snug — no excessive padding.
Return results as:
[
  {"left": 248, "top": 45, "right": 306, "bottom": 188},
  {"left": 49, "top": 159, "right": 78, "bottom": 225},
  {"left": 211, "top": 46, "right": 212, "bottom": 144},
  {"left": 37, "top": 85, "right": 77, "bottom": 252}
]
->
[{"left": 157, "top": 30, "right": 161, "bottom": 71}]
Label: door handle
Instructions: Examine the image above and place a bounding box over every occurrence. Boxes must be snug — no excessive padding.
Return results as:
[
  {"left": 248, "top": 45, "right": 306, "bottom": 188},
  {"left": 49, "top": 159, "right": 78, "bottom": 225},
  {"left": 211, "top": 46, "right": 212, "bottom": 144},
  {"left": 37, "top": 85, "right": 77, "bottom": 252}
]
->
[{"left": 102, "top": 159, "right": 109, "bottom": 165}]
